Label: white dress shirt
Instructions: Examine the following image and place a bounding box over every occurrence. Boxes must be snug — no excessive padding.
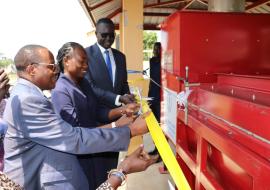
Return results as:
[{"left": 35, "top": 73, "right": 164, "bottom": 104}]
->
[
  {"left": 97, "top": 43, "right": 116, "bottom": 87},
  {"left": 97, "top": 43, "right": 121, "bottom": 106}
]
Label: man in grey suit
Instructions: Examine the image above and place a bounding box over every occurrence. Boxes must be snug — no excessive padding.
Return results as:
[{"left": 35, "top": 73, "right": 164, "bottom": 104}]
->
[{"left": 3, "top": 44, "right": 148, "bottom": 190}]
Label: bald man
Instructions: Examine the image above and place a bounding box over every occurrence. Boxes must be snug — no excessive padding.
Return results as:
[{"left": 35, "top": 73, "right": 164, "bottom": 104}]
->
[{"left": 3, "top": 44, "right": 148, "bottom": 190}]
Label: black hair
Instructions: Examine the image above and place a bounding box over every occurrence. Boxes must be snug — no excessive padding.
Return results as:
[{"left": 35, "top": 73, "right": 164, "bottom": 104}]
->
[
  {"left": 154, "top": 42, "right": 161, "bottom": 49},
  {"left": 56, "top": 42, "right": 84, "bottom": 73},
  {"left": 153, "top": 42, "right": 161, "bottom": 58},
  {"left": 96, "top": 18, "right": 114, "bottom": 27}
]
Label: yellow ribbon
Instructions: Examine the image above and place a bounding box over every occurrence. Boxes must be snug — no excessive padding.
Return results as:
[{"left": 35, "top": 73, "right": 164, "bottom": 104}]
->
[
  {"left": 128, "top": 79, "right": 191, "bottom": 189},
  {"left": 127, "top": 78, "right": 145, "bottom": 84},
  {"left": 141, "top": 100, "right": 191, "bottom": 190}
]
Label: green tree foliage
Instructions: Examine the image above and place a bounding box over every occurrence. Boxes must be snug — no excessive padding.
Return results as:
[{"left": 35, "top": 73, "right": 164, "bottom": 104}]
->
[
  {"left": 143, "top": 31, "right": 157, "bottom": 50},
  {"left": 0, "top": 58, "right": 13, "bottom": 67}
]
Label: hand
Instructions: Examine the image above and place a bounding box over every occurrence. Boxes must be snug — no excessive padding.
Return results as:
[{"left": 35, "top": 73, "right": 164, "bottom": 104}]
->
[
  {"left": 128, "top": 112, "right": 150, "bottom": 137},
  {"left": 115, "top": 115, "right": 133, "bottom": 127},
  {"left": 0, "top": 69, "right": 10, "bottom": 101},
  {"left": 119, "top": 94, "right": 135, "bottom": 104},
  {"left": 105, "top": 144, "right": 158, "bottom": 189},
  {"left": 118, "top": 144, "right": 159, "bottom": 174},
  {"left": 122, "top": 103, "right": 140, "bottom": 117}
]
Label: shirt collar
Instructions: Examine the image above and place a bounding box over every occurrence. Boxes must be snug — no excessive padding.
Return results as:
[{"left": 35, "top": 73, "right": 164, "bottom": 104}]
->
[
  {"left": 17, "top": 78, "right": 44, "bottom": 96},
  {"left": 97, "top": 43, "right": 111, "bottom": 54},
  {"left": 59, "top": 73, "right": 86, "bottom": 89},
  {"left": 60, "top": 73, "right": 77, "bottom": 87}
]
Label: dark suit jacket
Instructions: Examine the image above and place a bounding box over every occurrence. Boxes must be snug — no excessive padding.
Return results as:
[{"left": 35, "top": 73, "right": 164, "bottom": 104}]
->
[
  {"left": 148, "top": 56, "right": 161, "bottom": 122},
  {"left": 51, "top": 74, "right": 113, "bottom": 190},
  {"left": 85, "top": 43, "right": 130, "bottom": 108},
  {"left": 148, "top": 56, "right": 161, "bottom": 103},
  {"left": 51, "top": 74, "right": 110, "bottom": 127}
]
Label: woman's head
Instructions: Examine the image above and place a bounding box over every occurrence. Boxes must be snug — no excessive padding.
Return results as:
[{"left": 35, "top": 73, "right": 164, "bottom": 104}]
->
[{"left": 57, "top": 42, "right": 88, "bottom": 82}]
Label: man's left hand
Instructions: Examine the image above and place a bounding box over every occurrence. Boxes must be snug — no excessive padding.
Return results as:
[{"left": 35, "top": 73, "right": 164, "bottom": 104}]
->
[{"left": 119, "top": 94, "right": 135, "bottom": 104}]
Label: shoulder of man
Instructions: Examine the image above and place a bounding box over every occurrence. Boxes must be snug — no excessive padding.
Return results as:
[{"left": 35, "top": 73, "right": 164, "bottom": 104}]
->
[
  {"left": 111, "top": 48, "right": 125, "bottom": 57},
  {"left": 150, "top": 56, "right": 160, "bottom": 64},
  {"left": 85, "top": 44, "right": 98, "bottom": 54}
]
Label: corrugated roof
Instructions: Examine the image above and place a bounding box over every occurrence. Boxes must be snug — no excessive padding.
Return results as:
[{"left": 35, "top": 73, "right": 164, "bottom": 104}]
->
[
  {"left": 79, "top": 0, "right": 270, "bottom": 30},
  {"left": 246, "top": 1, "right": 270, "bottom": 13}
]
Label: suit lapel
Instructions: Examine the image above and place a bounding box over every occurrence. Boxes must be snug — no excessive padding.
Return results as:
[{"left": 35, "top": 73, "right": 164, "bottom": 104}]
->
[{"left": 112, "top": 49, "right": 119, "bottom": 90}]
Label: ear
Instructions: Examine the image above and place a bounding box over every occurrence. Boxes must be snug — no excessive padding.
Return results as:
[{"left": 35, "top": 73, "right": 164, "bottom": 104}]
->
[
  {"left": 26, "top": 64, "right": 36, "bottom": 76},
  {"left": 63, "top": 56, "right": 70, "bottom": 67}
]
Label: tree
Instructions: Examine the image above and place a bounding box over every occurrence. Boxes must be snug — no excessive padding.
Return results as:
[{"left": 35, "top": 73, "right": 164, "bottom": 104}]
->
[
  {"left": 143, "top": 31, "right": 157, "bottom": 50},
  {"left": 143, "top": 31, "right": 158, "bottom": 61},
  {"left": 0, "top": 58, "right": 13, "bottom": 68}
]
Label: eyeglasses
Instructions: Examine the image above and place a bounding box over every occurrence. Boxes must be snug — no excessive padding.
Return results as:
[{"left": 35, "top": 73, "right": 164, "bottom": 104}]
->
[
  {"left": 31, "top": 62, "right": 59, "bottom": 72},
  {"left": 98, "top": 32, "right": 115, "bottom": 38}
]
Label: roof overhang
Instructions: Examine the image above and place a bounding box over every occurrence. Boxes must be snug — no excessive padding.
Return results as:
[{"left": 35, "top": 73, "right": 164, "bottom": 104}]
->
[{"left": 79, "top": 0, "right": 270, "bottom": 30}]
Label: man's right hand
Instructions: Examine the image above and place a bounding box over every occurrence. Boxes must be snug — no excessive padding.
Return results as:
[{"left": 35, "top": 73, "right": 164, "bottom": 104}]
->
[
  {"left": 119, "top": 94, "right": 135, "bottom": 104},
  {"left": 128, "top": 113, "right": 150, "bottom": 137}
]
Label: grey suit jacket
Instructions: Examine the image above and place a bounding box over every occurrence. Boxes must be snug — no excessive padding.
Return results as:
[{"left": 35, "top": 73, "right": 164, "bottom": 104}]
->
[
  {"left": 85, "top": 44, "right": 130, "bottom": 108},
  {"left": 3, "top": 78, "right": 130, "bottom": 190}
]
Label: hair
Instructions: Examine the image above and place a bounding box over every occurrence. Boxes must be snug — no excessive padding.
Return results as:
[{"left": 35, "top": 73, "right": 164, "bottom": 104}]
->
[
  {"left": 56, "top": 42, "right": 84, "bottom": 73},
  {"left": 14, "top": 44, "right": 46, "bottom": 71},
  {"left": 154, "top": 42, "right": 161, "bottom": 49},
  {"left": 96, "top": 18, "right": 114, "bottom": 28},
  {"left": 153, "top": 42, "right": 161, "bottom": 58}
]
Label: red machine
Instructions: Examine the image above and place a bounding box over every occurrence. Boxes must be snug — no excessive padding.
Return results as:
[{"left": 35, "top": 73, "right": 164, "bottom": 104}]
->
[{"left": 161, "top": 11, "right": 270, "bottom": 190}]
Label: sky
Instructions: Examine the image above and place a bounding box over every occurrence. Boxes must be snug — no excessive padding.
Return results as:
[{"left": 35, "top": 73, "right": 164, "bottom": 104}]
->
[{"left": 0, "top": 0, "right": 95, "bottom": 59}]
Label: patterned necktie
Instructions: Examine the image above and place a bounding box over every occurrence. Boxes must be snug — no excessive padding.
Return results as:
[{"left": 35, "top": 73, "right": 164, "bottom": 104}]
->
[{"left": 104, "top": 50, "right": 113, "bottom": 83}]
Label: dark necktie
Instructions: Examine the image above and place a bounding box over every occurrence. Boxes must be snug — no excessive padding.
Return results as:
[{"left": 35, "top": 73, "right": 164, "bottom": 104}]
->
[{"left": 104, "top": 50, "right": 113, "bottom": 83}]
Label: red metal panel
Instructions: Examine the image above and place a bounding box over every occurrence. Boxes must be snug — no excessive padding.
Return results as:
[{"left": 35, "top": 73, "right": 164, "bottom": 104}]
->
[
  {"left": 161, "top": 11, "right": 270, "bottom": 83},
  {"left": 161, "top": 11, "right": 270, "bottom": 190},
  {"left": 161, "top": 13, "right": 181, "bottom": 75},
  {"left": 217, "top": 74, "right": 270, "bottom": 93},
  {"left": 174, "top": 80, "right": 270, "bottom": 189},
  {"left": 177, "top": 108, "right": 270, "bottom": 190},
  {"left": 162, "top": 70, "right": 181, "bottom": 92},
  {"left": 188, "top": 87, "right": 270, "bottom": 148}
]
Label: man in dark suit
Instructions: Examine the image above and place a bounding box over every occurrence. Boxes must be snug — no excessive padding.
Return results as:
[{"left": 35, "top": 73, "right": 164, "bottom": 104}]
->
[
  {"left": 84, "top": 17, "right": 133, "bottom": 185},
  {"left": 148, "top": 42, "right": 161, "bottom": 124},
  {"left": 148, "top": 42, "right": 162, "bottom": 161},
  {"left": 85, "top": 18, "right": 133, "bottom": 108}
]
